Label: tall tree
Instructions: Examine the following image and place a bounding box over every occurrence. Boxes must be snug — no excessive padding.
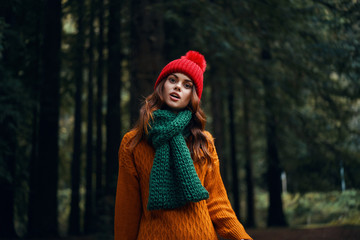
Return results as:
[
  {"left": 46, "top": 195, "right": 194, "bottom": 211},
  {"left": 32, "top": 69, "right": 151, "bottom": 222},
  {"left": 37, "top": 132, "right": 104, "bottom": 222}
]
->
[
  {"left": 106, "top": 0, "right": 122, "bottom": 195},
  {"left": 228, "top": 75, "right": 241, "bottom": 219},
  {"left": 242, "top": 76, "right": 255, "bottom": 228},
  {"left": 262, "top": 48, "right": 287, "bottom": 227},
  {"left": 129, "top": 0, "right": 164, "bottom": 125},
  {"left": 209, "top": 66, "right": 229, "bottom": 189},
  {"left": 27, "top": 0, "right": 62, "bottom": 237},
  {"left": 243, "top": 0, "right": 294, "bottom": 226},
  {"left": 69, "top": 0, "right": 85, "bottom": 235},
  {"left": 94, "top": 0, "right": 107, "bottom": 234},
  {"left": 85, "top": 0, "right": 96, "bottom": 233},
  {"left": 95, "top": 0, "right": 105, "bottom": 206}
]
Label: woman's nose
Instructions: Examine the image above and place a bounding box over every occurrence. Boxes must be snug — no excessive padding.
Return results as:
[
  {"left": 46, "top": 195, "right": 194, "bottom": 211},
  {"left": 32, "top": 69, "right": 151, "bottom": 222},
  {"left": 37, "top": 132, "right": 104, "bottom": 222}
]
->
[{"left": 174, "top": 83, "right": 181, "bottom": 91}]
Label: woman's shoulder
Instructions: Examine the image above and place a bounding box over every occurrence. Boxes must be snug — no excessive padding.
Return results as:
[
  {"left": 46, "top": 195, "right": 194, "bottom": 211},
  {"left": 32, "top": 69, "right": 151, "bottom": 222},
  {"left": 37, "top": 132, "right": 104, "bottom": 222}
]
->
[
  {"left": 119, "top": 129, "right": 139, "bottom": 152},
  {"left": 120, "top": 129, "right": 151, "bottom": 152},
  {"left": 118, "top": 130, "right": 140, "bottom": 175},
  {"left": 122, "top": 129, "right": 138, "bottom": 143}
]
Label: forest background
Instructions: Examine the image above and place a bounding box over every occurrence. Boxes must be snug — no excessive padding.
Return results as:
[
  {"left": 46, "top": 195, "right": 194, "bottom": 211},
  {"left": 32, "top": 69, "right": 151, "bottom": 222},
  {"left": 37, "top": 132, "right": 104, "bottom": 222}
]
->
[{"left": 0, "top": 0, "right": 359, "bottom": 239}]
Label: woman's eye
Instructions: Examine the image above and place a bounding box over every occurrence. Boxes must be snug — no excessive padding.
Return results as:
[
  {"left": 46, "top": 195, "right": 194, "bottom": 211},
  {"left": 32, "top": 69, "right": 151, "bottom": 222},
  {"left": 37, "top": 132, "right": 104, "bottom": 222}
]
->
[
  {"left": 184, "top": 83, "right": 192, "bottom": 89},
  {"left": 168, "top": 78, "right": 176, "bottom": 83}
]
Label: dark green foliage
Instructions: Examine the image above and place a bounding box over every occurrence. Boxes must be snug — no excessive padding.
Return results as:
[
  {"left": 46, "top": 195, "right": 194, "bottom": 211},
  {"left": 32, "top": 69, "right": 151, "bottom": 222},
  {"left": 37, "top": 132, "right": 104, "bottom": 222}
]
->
[
  {"left": 256, "top": 189, "right": 360, "bottom": 227},
  {"left": 0, "top": 65, "right": 25, "bottom": 239},
  {"left": 0, "top": 1, "right": 42, "bottom": 237},
  {"left": 285, "top": 190, "right": 360, "bottom": 226}
]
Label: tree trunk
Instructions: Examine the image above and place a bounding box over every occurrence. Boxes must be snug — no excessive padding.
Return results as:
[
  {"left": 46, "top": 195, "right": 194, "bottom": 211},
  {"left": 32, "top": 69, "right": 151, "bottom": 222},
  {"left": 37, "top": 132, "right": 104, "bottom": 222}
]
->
[
  {"left": 95, "top": 0, "right": 105, "bottom": 212},
  {"left": 27, "top": 0, "right": 61, "bottom": 237},
  {"left": 228, "top": 76, "right": 240, "bottom": 219},
  {"left": 209, "top": 68, "right": 229, "bottom": 189},
  {"left": 262, "top": 48, "right": 287, "bottom": 227},
  {"left": 84, "top": 0, "right": 96, "bottom": 233},
  {"left": 129, "top": 0, "right": 164, "bottom": 125},
  {"left": 69, "top": 0, "right": 85, "bottom": 235},
  {"left": 106, "top": 0, "right": 122, "bottom": 196},
  {"left": 242, "top": 76, "right": 255, "bottom": 227}
]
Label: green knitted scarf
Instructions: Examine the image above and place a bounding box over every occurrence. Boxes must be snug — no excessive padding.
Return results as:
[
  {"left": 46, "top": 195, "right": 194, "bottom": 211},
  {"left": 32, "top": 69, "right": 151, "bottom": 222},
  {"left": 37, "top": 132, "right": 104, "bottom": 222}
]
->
[{"left": 147, "top": 109, "right": 209, "bottom": 210}]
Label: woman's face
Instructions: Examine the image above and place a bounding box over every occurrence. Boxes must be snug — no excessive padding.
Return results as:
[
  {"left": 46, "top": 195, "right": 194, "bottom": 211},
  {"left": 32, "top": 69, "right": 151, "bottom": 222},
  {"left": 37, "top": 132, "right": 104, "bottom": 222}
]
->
[{"left": 162, "top": 73, "right": 193, "bottom": 111}]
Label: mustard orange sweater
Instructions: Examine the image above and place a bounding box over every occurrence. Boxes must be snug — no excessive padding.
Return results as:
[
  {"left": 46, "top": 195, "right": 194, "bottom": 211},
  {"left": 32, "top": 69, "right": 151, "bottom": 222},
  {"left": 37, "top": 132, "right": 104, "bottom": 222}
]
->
[{"left": 115, "top": 130, "right": 252, "bottom": 240}]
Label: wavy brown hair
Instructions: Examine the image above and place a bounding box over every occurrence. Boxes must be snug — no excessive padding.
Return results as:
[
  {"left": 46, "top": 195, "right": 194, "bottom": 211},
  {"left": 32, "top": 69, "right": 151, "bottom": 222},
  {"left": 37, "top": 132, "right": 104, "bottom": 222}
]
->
[{"left": 129, "top": 79, "right": 212, "bottom": 164}]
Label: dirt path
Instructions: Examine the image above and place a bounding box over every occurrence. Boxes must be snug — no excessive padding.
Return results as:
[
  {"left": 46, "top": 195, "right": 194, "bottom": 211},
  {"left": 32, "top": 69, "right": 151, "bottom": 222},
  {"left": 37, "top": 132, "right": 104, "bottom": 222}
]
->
[{"left": 247, "top": 226, "right": 360, "bottom": 240}]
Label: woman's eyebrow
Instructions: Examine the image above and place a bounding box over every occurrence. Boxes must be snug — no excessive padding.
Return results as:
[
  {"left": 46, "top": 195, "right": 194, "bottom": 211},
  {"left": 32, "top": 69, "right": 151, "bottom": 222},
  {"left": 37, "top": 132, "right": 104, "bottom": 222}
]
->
[
  {"left": 171, "top": 73, "right": 192, "bottom": 82},
  {"left": 182, "top": 77, "right": 193, "bottom": 84},
  {"left": 170, "top": 73, "right": 179, "bottom": 79}
]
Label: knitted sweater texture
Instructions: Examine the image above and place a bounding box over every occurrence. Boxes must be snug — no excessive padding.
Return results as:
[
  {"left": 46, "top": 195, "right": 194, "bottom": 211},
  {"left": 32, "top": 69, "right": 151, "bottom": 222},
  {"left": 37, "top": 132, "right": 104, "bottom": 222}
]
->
[
  {"left": 115, "top": 130, "right": 252, "bottom": 240},
  {"left": 147, "top": 110, "right": 209, "bottom": 210}
]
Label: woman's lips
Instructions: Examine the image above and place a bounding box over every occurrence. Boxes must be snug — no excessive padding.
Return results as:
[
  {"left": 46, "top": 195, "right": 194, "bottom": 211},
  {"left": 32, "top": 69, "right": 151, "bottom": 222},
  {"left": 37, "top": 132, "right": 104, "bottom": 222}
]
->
[{"left": 170, "top": 92, "right": 180, "bottom": 101}]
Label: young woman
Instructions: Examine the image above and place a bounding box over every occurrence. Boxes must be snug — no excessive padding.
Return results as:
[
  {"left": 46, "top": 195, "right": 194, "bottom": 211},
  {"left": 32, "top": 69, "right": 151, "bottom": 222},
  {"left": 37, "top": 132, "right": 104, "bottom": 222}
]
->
[{"left": 115, "top": 51, "right": 252, "bottom": 240}]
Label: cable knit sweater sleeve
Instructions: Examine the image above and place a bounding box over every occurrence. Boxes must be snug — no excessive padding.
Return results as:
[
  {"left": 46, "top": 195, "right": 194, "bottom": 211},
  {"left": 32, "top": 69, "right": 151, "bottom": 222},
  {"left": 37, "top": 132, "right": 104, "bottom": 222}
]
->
[
  {"left": 204, "top": 132, "right": 252, "bottom": 240},
  {"left": 114, "top": 132, "right": 141, "bottom": 240}
]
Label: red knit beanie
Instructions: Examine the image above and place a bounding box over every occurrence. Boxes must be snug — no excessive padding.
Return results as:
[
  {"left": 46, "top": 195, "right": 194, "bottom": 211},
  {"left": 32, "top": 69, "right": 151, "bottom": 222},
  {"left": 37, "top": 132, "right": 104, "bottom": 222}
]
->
[{"left": 154, "top": 50, "right": 207, "bottom": 99}]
